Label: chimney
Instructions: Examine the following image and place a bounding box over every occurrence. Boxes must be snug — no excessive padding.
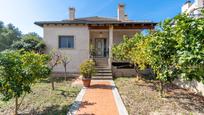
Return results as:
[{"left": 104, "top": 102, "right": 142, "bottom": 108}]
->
[
  {"left": 117, "top": 3, "right": 127, "bottom": 21},
  {"left": 124, "top": 14, "right": 128, "bottom": 21},
  {"left": 69, "top": 7, "right": 75, "bottom": 20},
  {"left": 181, "top": 0, "right": 192, "bottom": 13}
]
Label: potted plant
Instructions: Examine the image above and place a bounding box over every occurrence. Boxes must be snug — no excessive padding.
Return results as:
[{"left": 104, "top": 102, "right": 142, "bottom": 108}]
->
[{"left": 80, "top": 59, "right": 96, "bottom": 87}]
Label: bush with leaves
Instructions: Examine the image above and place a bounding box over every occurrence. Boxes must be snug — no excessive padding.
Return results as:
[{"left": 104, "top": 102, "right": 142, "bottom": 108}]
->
[
  {"left": 80, "top": 60, "right": 96, "bottom": 79},
  {"left": 0, "top": 50, "right": 51, "bottom": 115}
]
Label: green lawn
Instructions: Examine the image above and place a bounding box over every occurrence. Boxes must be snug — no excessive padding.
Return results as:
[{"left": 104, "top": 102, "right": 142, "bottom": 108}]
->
[
  {"left": 0, "top": 78, "right": 81, "bottom": 115},
  {"left": 114, "top": 77, "right": 204, "bottom": 115}
]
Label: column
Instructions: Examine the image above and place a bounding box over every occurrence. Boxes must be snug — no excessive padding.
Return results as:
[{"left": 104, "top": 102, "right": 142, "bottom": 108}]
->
[{"left": 108, "top": 25, "right": 113, "bottom": 68}]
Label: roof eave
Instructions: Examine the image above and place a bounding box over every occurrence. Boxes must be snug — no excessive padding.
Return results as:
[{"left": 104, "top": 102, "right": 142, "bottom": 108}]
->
[{"left": 34, "top": 21, "right": 158, "bottom": 27}]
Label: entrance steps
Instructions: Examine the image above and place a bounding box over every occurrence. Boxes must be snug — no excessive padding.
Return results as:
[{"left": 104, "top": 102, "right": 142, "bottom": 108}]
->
[
  {"left": 94, "top": 58, "right": 108, "bottom": 67},
  {"left": 92, "top": 67, "right": 113, "bottom": 80}
]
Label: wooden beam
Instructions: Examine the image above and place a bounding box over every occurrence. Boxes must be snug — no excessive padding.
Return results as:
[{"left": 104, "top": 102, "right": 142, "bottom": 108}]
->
[{"left": 89, "top": 24, "right": 154, "bottom": 30}]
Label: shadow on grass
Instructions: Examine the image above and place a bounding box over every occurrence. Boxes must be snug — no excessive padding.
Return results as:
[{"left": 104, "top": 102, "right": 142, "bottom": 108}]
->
[
  {"left": 115, "top": 76, "right": 204, "bottom": 113},
  {"left": 40, "top": 77, "right": 74, "bottom": 84},
  {"left": 164, "top": 84, "right": 204, "bottom": 113},
  {"left": 18, "top": 104, "right": 73, "bottom": 115}
]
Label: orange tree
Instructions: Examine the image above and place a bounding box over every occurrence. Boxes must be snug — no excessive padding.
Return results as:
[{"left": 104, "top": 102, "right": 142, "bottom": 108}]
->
[
  {"left": 0, "top": 50, "right": 51, "bottom": 115},
  {"left": 112, "top": 11, "right": 204, "bottom": 97}
]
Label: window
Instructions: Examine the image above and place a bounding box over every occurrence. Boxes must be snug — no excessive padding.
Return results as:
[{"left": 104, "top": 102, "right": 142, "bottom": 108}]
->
[{"left": 59, "top": 36, "right": 74, "bottom": 48}]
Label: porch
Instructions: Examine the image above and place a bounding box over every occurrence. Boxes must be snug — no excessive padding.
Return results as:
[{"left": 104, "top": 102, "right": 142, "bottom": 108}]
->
[{"left": 89, "top": 25, "right": 141, "bottom": 68}]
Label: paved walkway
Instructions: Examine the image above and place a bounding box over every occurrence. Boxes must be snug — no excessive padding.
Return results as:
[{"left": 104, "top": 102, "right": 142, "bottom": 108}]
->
[
  {"left": 69, "top": 80, "right": 128, "bottom": 115},
  {"left": 76, "top": 81, "right": 119, "bottom": 115}
]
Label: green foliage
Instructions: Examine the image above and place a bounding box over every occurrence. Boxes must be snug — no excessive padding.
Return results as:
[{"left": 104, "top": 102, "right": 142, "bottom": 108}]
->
[
  {"left": 112, "top": 35, "right": 139, "bottom": 61},
  {"left": 173, "top": 14, "right": 204, "bottom": 82},
  {"left": 0, "top": 21, "right": 22, "bottom": 51},
  {"left": 0, "top": 50, "right": 51, "bottom": 101},
  {"left": 129, "top": 34, "right": 152, "bottom": 70},
  {"left": 11, "top": 32, "right": 46, "bottom": 53},
  {"left": 80, "top": 60, "right": 96, "bottom": 78},
  {"left": 149, "top": 19, "right": 179, "bottom": 82},
  {"left": 112, "top": 12, "right": 204, "bottom": 96}
]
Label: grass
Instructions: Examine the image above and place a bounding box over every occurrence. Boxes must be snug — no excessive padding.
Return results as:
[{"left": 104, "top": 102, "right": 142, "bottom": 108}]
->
[
  {"left": 114, "top": 77, "right": 204, "bottom": 115},
  {"left": 0, "top": 77, "right": 81, "bottom": 115}
]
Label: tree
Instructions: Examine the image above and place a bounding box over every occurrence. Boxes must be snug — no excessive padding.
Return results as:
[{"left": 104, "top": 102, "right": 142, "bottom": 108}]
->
[
  {"left": 0, "top": 22, "right": 21, "bottom": 51},
  {"left": 148, "top": 20, "right": 178, "bottom": 97},
  {"left": 173, "top": 13, "right": 204, "bottom": 84},
  {"left": 112, "top": 35, "right": 138, "bottom": 62},
  {"left": 112, "top": 11, "right": 204, "bottom": 97},
  {"left": 48, "top": 49, "right": 62, "bottom": 90},
  {"left": 61, "top": 54, "right": 71, "bottom": 81},
  {"left": 128, "top": 33, "right": 154, "bottom": 80},
  {"left": 11, "top": 32, "right": 46, "bottom": 53},
  {"left": 112, "top": 34, "right": 151, "bottom": 80},
  {"left": 0, "top": 50, "right": 51, "bottom": 115}
]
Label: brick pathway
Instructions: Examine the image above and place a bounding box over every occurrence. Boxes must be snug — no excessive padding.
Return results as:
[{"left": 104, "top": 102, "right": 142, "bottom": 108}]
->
[{"left": 76, "top": 81, "right": 119, "bottom": 115}]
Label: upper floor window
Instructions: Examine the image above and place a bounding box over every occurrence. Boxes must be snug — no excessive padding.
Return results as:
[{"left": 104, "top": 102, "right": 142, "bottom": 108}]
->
[{"left": 59, "top": 36, "right": 74, "bottom": 48}]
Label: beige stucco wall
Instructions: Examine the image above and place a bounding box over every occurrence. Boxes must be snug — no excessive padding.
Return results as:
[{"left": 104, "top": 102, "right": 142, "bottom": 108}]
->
[
  {"left": 43, "top": 26, "right": 139, "bottom": 73},
  {"left": 113, "top": 30, "right": 139, "bottom": 45},
  {"left": 43, "top": 25, "right": 90, "bottom": 73}
]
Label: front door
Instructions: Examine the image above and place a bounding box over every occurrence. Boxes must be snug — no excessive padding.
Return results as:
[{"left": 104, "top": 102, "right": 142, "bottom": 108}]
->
[{"left": 95, "top": 38, "right": 106, "bottom": 57}]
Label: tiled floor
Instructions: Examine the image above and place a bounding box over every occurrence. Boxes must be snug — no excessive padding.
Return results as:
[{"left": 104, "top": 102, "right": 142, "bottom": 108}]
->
[{"left": 76, "top": 81, "right": 119, "bottom": 115}]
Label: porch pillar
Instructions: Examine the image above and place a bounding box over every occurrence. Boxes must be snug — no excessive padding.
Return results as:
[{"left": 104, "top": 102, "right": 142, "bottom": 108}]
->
[{"left": 108, "top": 25, "right": 113, "bottom": 68}]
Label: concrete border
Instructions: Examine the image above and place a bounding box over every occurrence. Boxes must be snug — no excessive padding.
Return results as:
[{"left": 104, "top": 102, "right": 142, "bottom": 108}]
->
[
  {"left": 67, "top": 87, "right": 86, "bottom": 115},
  {"left": 110, "top": 80, "right": 129, "bottom": 115}
]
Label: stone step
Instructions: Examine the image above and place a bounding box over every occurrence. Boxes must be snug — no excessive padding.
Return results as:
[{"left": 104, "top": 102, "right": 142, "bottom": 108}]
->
[
  {"left": 95, "top": 67, "right": 111, "bottom": 69},
  {"left": 96, "top": 70, "right": 112, "bottom": 73},
  {"left": 92, "top": 76, "right": 113, "bottom": 80},
  {"left": 95, "top": 73, "right": 112, "bottom": 76},
  {"left": 93, "top": 67, "right": 113, "bottom": 80}
]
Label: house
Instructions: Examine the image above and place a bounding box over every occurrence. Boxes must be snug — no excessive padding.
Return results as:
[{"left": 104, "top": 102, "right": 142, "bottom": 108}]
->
[
  {"left": 182, "top": 0, "right": 204, "bottom": 16},
  {"left": 35, "top": 4, "right": 157, "bottom": 73}
]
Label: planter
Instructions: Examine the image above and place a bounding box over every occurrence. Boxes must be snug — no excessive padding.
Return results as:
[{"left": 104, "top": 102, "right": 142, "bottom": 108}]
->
[{"left": 82, "top": 78, "right": 91, "bottom": 87}]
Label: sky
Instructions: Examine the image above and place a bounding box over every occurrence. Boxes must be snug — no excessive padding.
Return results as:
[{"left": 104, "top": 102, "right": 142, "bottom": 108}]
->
[{"left": 0, "top": 0, "right": 192, "bottom": 37}]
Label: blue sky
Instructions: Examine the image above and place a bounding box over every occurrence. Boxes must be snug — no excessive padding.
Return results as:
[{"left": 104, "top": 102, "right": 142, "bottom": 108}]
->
[{"left": 0, "top": 0, "right": 190, "bottom": 36}]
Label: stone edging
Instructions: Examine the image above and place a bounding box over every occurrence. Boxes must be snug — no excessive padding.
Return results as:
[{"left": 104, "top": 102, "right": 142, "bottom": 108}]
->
[
  {"left": 67, "top": 87, "right": 86, "bottom": 115},
  {"left": 110, "top": 80, "right": 129, "bottom": 115}
]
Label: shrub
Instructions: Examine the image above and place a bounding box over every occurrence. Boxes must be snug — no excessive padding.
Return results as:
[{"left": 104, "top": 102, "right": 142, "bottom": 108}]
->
[{"left": 80, "top": 60, "right": 96, "bottom": 79}]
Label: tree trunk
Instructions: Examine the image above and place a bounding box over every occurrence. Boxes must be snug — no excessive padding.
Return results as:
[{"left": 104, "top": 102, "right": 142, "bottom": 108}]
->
[
  {"left": 134, "top": 64, "right": 139, "bottom": 81},
  {"left": 15, "top": 97, "right": 18, "bottom": 115},
  {"left": 51, "top": 76, "right": 55, "bottom": 90},
  {"left": 64, "top": 65, "right": 67, "bottom": 81},
  {"left": 159, "top": 80, "right": 164, "bottom": 98}
]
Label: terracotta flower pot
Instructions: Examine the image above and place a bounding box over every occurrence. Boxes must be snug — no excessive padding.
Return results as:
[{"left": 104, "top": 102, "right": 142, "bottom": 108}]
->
[{"left": 82, "top": 78, "right": 91, "bottom": 87}]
